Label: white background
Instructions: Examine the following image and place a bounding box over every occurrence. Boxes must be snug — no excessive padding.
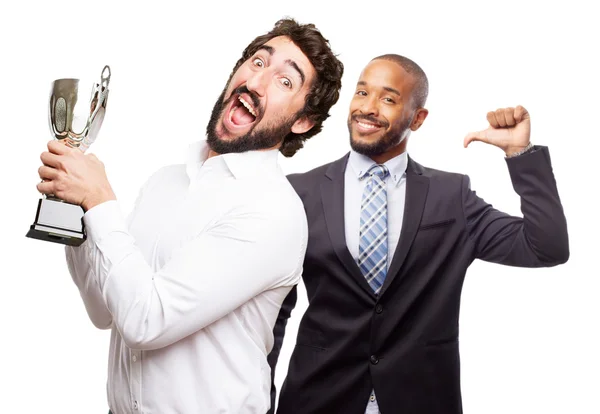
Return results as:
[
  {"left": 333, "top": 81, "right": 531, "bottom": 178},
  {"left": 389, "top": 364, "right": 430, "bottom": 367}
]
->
[{"left": 1, "top": 0, "right": 598, "bottom": 413}]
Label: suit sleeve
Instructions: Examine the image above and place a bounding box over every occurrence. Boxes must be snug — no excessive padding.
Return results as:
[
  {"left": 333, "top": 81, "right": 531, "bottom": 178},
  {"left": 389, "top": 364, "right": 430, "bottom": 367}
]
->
[
  {"left": 463, "top": 145, "right": 569, "bottom": 267},
  {"left": 267, "top": 285, "right": 298, "bottom": 414}
]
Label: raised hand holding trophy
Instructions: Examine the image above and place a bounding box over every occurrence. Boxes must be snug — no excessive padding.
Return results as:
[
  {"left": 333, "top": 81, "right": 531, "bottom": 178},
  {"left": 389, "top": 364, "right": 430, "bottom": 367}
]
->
[{"left": 26, "top": 65, "right": 111, "bottom": 246}]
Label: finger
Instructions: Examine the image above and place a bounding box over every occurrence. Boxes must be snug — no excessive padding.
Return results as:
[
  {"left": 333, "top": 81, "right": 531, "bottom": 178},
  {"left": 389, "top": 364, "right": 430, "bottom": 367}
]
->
[
  {"left": 40, "top": 151, "right": 63, "bottom": 169},
  {"left": 36, "top": 179, "right": 55, "bottom": 195},
  {"left": 504, "top": 107, "right": 516, "bottom": 127},
  {"left": 494, "top": 108, "right": 507, "bottom": 127},
  {"left": 514, "top": 105, "right": 529, "bottom": 123},
  {"left": 486, "top": 111, "right": 499, "bottom": 128},
  {"left": 463, "top": 129, "right": 490, "bottom": 148},
  {"left": 38, "top": 165, "right": 60, "bottom": 181},
  {"left": 47, "top": 140, "right": 71, "bottom": 155}
]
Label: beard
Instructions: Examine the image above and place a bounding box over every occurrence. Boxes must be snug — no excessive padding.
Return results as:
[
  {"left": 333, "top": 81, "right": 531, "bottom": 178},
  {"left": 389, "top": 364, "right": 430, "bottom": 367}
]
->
[
  {"left": 347, "top": 113, "right": 413, "bottom": 157},
  {"left": 206, "top": 85, "right": 297, "bottom": 155}
]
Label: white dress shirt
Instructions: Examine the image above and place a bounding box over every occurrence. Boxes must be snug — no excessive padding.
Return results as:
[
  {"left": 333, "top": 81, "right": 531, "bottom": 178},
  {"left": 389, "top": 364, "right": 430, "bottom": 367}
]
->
[
  {"left": 343, "top": 149, "right": 408, "bottom": 414},
  {"left": 66, "top": 140, "right": 307, "bottom": 414}
]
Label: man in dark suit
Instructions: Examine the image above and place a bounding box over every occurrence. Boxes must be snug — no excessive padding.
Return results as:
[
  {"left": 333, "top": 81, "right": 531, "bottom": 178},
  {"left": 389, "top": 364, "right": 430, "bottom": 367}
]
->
[{"left": 267, "top": 54, "right": 569, "bottom": 414}]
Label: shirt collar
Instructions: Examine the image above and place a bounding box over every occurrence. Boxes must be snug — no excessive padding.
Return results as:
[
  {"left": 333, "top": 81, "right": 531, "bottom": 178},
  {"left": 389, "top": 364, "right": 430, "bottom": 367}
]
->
[
  {"left": 348, "top": 149, "right": 408, "bottom": 186},
  {"left": 186, "top": 140, "right": 280, "bottom": 182}
]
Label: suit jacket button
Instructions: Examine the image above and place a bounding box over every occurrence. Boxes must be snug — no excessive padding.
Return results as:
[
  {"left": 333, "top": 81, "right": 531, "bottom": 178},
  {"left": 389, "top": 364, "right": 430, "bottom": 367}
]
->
[
  {"left": 370, "top": 355, "right": 379, "bottom": 365},
  {"left": 375, "top": 304, "right": 383, "bottom": 314}
]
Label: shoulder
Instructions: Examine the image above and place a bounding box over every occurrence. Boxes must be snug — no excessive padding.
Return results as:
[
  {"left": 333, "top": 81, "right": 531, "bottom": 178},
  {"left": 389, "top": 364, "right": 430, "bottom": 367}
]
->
[
  {"left": 408, "top": 158, "right": 469, "bottom": 200},
  {"left": 286, "top": 155, "right": 347, "bottom": 197},
  {"left": 287, "top": 162, "right": 331, "bottom": 185},
  {"left": 251, "top": 176, "right": 307, "bottom": 225},
  {"left": 225, "top": 178, "right": 308, "bottom": 272},
  {"left": 410, "top": 157, "right": 466, "bottom": 184}
]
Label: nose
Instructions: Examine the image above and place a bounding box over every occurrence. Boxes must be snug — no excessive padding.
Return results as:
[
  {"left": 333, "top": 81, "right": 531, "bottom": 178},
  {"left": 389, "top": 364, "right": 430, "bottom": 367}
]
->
[
  {"left": 246, "top": 70, "right": 268, "bottom": 98},
  {"left": 359, "top": 95, "right": 379, "bottom": 117}
]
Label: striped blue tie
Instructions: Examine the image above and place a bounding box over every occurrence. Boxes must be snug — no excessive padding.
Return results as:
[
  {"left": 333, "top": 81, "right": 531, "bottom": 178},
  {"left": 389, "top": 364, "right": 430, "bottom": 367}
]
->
[{"left": 358, "top": 164, "right": 389, "bottom": 294}]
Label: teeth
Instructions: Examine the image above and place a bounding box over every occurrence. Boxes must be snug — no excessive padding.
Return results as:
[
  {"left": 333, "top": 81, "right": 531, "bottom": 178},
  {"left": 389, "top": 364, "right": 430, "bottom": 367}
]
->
[
  {"left": 358, "top": 121, "right": 379, "bottom": 129},
  {"left": 238, "top": 96, "right": 257, "bottom": 117}
]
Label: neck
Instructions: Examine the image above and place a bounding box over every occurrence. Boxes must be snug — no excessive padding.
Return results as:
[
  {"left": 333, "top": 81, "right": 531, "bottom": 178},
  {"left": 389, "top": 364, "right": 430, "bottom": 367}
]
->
[
  {"left": 207, "top": 149, "right": 220, "bottom": 159},
  {"left": 206, "top": 141, "right": 282, "bottom": 160},
  {"left": 369, "top": 140, "right": 407, "bottom": 164}
]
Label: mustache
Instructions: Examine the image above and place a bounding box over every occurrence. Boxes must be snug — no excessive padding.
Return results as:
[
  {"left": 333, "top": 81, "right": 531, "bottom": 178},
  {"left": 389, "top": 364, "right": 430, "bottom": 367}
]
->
[
  {"left": 229, "top": 85, "right": 261, "bottom": 110},
  {"left": 351, "top": 114, "right": 388, "bottom": 128}
]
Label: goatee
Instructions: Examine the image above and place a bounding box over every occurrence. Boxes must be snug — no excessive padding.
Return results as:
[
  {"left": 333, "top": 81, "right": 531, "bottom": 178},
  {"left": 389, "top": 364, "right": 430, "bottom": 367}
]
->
[{"left": 348, "top": 114, "right": 412, "bottom": 157}]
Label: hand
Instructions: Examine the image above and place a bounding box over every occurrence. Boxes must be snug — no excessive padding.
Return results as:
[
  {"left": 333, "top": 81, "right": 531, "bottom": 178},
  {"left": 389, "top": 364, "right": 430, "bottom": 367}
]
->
[
  {"left": 37, "top": 140, "right": 116, "bottom": 211},
  {"left": 463, "top": 105, "right": 531, "bottom": 156}
]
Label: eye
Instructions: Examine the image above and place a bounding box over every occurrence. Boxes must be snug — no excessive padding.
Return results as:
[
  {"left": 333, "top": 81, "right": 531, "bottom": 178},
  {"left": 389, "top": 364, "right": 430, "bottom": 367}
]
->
[
  {"left": 384, "top": 97, "right": 395, "bottom": 104},
  {"left": 356, "top": 90, "right": 367, "bottom": 96},
  {"left": 280, "top": 78, "right": 293, "bottom": 89},
  {"left": 252, "top": 58, "right": 264, "bottom": 68}
]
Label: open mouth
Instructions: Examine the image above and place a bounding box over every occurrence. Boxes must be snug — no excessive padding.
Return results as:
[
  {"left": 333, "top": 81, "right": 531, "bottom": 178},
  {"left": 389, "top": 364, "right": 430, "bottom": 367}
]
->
[{"left": 225, "top": 94, "right": 258, "bottom": 130}]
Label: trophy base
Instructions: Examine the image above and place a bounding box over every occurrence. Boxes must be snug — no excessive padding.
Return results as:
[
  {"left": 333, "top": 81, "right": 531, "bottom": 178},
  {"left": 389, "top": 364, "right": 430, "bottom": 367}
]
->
[{"left": 26, "top": 198, "right": 86, "bottom": 246}]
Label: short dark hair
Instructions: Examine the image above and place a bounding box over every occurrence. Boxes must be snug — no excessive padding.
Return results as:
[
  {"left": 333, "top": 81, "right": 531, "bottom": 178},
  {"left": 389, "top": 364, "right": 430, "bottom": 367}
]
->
[
  {"left": 373, "top": 54, "right": 428, "bottom": 109},
  {"left": 228, "top": 18, "right": 344, "bottom": 157}
]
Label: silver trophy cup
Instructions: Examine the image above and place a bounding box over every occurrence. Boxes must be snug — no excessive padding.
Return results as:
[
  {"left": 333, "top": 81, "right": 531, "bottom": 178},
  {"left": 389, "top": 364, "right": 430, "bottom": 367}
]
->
[{"left": 26, "top": 65, "right": 111, "bottom": 246}]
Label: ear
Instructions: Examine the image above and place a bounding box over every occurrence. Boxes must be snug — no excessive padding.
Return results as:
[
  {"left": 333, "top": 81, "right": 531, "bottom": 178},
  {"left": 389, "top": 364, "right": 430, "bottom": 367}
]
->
[
  {"left": 410, "top": 108, "right": 429, "bottom": 131},
  {"left": 291, "top": 116, "right": 316, "bottom": 134}
]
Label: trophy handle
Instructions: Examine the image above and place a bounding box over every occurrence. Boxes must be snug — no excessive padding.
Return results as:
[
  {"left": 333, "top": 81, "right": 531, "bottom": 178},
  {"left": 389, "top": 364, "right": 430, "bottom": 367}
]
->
[
  {"left": 101, "top": 65, "right": 111, "bottom": 89},
  {"left": 79, "top": 65, "right": 111, "bottom": 152},
  {"left": 88, "top": 65, "right": 111, "bottom": 121}
]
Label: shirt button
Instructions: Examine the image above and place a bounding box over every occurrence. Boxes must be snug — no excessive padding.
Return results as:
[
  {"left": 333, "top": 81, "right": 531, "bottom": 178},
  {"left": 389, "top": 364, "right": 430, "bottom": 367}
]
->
[
  {"left": 370, "top": 355, "right": 379, "bottom": 365},
  {"left": 375, "top": 304, "right": 383, "bottom": 314},
  {"left": 370, "top": 394, "right": 376, "bottom": 402},
  {"left": 133, "top": 401, "right": 138, "bottom": 410},
  {"left": 132, "top": 354, "right": 137, "bottom": 362}
]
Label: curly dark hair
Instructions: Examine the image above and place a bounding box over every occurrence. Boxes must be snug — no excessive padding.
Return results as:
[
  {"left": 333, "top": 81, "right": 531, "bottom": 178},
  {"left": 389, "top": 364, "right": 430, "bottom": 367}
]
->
[{"left": 226, "top": 18, "right": 344, "bottom": 157}]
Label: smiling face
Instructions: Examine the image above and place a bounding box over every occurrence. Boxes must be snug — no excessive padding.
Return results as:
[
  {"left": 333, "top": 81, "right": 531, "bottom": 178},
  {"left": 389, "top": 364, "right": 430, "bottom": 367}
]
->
[
  {"left": 206, "top": 36, "right": 317, "bottom": 154},
  {"left": 347, "top": 58, "right": 426, "bottom": 162}
]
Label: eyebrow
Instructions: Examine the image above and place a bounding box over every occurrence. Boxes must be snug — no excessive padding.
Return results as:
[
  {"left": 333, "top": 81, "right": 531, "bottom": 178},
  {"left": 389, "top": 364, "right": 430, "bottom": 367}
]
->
[
  {"left": 286, "top": 59, "right": 305, "bottom": 86},
  {"left": 357, "top": 81, "right": 401, "bottom": 97},
  {"left": 255, "top": 45, "right": 306, "bottom": 87},
  {"left": 257, "top": 45, "right": 275, "bottom": 55}
]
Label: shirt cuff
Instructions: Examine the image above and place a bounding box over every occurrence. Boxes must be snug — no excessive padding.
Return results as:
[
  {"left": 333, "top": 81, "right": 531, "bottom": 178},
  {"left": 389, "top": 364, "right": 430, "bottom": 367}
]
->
[
  {"left": 83, "top": 200, "right": 129, "bottom": 244},
  {"left": 505, "top": 142, "right": 536, "bottom": 158}
]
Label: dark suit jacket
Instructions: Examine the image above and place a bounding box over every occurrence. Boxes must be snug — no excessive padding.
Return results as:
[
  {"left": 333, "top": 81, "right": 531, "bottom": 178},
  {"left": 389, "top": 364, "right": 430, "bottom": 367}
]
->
[{"left": 267, "top": 146, "right": 569, "bottom": 414}]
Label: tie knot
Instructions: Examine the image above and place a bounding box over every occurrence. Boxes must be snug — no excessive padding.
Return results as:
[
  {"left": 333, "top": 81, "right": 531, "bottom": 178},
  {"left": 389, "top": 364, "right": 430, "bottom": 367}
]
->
[{"left": 363, "top": 164, "right": 389, "bottom": 180}]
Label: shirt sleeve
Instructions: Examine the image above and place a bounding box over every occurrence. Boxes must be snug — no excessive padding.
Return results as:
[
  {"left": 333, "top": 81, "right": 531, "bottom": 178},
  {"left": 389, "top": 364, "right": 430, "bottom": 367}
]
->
[
  {"left": 65, "top": 240, "right": 113, "bottom": 329},
  {"left": 82, "top": 195, "right": 306, "bottom": 351},
  {"left": 64, "top": 170, "right": 153, "bottom": 330}
]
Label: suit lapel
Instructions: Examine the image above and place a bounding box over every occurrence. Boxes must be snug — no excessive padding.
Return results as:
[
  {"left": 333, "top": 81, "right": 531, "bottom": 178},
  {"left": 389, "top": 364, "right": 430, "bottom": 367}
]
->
[
  {"left": 380, "top": 156, "right": 429, "bottom": 296},
  {"left": 321, "top": 154, "right": 377, "bottom": 298}
]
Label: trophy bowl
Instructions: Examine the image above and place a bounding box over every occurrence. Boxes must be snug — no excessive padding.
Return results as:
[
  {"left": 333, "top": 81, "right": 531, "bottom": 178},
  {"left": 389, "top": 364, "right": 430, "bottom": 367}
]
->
[{"left": 26, "top": 65, "right": 111, "bottom": 246}]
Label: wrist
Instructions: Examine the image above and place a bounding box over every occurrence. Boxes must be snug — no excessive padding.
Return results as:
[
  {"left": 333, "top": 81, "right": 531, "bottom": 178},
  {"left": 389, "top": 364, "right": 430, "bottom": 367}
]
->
[
  {"left": 505, "top": 141, "right": 533, "bottom": 158},
  {"left": 82, "top": 189, "right": 117, "bottom": 211}
]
